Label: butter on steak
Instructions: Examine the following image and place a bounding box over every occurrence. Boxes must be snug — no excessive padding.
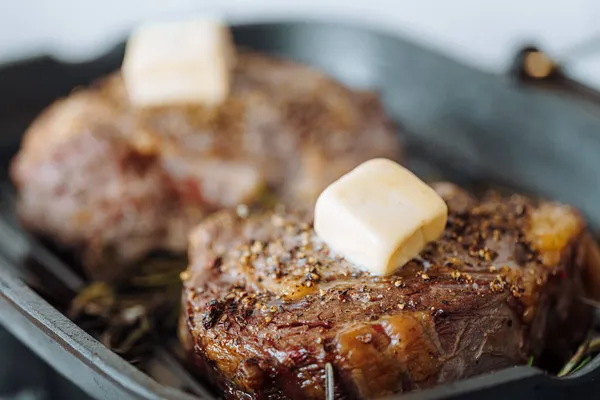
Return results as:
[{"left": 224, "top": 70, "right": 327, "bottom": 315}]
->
[{"left": 181, "top": 182, "right": 595, "bottom": 399}]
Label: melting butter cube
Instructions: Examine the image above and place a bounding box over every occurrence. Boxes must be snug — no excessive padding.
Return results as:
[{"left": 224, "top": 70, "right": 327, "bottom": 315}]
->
[
  {"left": 122, "top": 18, "right": 235, "bottom": 107},
  {"left": 314, "top": 158, "right": 448, "bottom": 275}
]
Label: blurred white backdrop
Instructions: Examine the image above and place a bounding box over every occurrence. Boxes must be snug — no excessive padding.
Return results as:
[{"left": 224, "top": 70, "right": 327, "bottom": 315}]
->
[{"left": 1, "top": 0, "right": 600, "bottom": 86}]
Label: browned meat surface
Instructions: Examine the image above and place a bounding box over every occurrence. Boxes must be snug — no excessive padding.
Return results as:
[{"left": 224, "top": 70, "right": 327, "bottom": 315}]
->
[
  {"left": 10, "top": 50, "right": 401, "bottom": 279},
  {"left": 181, "top": 182, "right": 595, "bottom": 399}
]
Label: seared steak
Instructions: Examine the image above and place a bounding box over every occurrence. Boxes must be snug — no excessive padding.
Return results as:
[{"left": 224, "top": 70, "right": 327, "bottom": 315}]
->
[
  {"left": 181, "top": 182, "right": 595, "bottom": 399},
  {"left": 10, "top": 50, "right": 400, "bottom": 278}
]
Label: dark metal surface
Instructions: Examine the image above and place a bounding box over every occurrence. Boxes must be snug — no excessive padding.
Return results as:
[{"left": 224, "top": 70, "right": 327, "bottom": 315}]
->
[
  {"left": 1, "top": 21, "right": 600, "bottom": 400},
  {"left": 0, "top": 325, "right": 89, "bottom": 400},
  {"left": 0, "top": 258, "right": 200, "bottom": 400}
]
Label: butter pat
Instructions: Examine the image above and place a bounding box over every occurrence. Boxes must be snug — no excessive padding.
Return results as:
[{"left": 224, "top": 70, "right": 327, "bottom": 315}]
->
[
  {"left": 314, "top": 158, "right": 448, "bottom": 275},
  {"left": 122, "top": 18, "right": 235, "bottom": 107}
]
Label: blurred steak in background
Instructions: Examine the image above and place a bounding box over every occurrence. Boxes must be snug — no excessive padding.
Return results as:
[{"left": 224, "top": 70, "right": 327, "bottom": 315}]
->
[{"left": 10, "top": 50, "right": 401, "bottom": 280}]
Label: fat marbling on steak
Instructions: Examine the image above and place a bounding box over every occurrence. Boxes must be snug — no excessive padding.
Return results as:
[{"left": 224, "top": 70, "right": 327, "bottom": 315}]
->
[
  {"left": 10, "top": 50, "right": 401, "bottom": 279},
  {"left": 181, "top": 182, "right": 596, "bottom": 399}
]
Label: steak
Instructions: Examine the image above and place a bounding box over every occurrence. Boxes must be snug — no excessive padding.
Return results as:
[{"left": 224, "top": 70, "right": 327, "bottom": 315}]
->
[
  {"left": 181, "top": 182, "right": 596, "bottom": 399},
  {"left": 10, "top": 50, "right": 401, "bottom": 279}
]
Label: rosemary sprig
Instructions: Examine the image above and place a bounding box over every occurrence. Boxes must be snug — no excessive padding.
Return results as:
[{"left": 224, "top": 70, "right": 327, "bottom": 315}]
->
[
  {"left": 67, "top": 255, "right": 187, "bottom": 367},
  {"left": 527, "top": 356, "right": 534, "bottom": 367},
  {"left": 571, "top": 356, "right": 592, "bottom": 374},
  {"left": 113, "top": 315, "right": 151, "bottom": 354},
  {"left": 558, "top": 337, "right": 600, "bottom": 377},
  {"left": 68, "top": 282, "right": 115, "bottom": 319}
]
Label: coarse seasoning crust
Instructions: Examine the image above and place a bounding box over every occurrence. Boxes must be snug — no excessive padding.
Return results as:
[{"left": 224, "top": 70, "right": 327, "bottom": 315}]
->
[{"left": 181, "top": 182, "right": 594, "bottom": 399}]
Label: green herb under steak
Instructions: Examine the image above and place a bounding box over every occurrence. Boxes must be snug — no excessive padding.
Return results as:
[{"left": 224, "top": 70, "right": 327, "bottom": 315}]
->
[
  {"left": 558, "top": 337, "right": 600, "bottom": 377},
  {"left": 527, "top": 356, "right": 534, "bottom": 367},
  {"left": 68, "top": 255, "right": 187, "bottom": 365}
]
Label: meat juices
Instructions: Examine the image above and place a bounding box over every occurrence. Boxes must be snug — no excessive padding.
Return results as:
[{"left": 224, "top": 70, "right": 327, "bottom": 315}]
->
[
  {"left": 181, "top": 183, "right": 595, "bottom": 399},
  {"left": 10, "top": 51, "right": 401, "bottom": 279}
]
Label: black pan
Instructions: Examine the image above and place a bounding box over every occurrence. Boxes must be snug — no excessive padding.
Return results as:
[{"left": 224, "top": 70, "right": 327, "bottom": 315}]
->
[{"left": 1, "top": 21, "right": 600, "bottom": 400}]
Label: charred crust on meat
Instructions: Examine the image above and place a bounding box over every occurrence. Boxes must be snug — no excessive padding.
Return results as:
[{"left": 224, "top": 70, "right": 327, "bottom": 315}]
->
[{"left": 202, "top": 299, "right": 225, "bottom": 329}]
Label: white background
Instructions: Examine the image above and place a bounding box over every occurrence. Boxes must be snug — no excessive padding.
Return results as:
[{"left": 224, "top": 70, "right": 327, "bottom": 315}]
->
[{"left": 1, "top": 0, "right": 600, "bottom": 87}]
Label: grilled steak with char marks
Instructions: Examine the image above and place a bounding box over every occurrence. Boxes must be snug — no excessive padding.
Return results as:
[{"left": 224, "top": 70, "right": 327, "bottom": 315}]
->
[{"left": 181, "top": 182, "right": 595, "bottom": 399}]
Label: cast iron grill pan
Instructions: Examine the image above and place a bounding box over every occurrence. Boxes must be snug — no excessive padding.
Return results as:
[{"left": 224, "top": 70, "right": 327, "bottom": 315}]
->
[{"left": 1, "top": 22, "right": 600, "bottom": 400}]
